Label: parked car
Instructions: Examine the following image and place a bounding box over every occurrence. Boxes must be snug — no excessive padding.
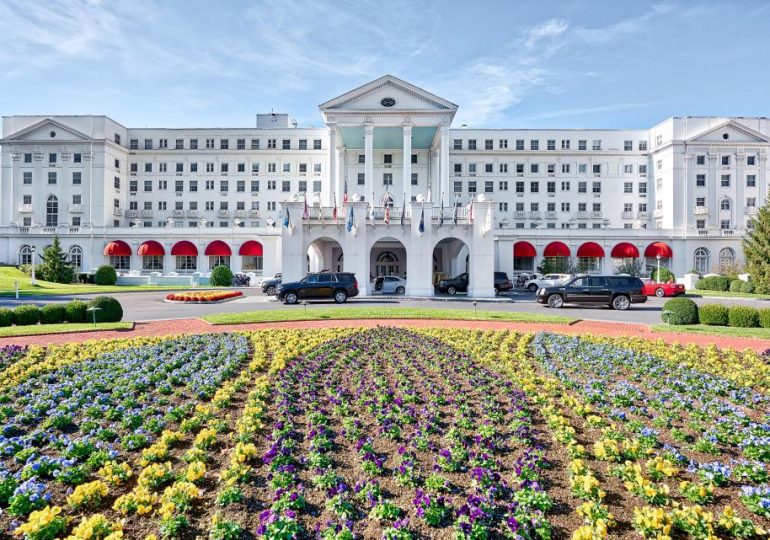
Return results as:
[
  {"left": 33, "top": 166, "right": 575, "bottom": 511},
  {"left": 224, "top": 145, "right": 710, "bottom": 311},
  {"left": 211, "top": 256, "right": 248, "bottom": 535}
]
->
[
  {"left": 642, "top": 279, "right": 685, "bottom": 298},
  {"left": 374, "top": 276, "right": 407, "bottom": 294},
  {"left": 435, "top": 272, "right": 513, "bottom": 295},
  {"left": 260, "top": 273, "right": 282, "bottom": 295},
  {"left": 536, "top": 274, "right": 647, "bottom": 310},
  {"left": 525, "top": 273, "right": 572, "bottom": 292},
  {"left": 276, "top": 272, "right": 359, "bottom": 304}
]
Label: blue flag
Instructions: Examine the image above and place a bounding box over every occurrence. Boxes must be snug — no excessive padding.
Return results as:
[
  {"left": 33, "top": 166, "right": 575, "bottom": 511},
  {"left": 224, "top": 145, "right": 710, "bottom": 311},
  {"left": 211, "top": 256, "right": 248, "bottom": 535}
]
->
[
  {"left": 418, "top": 204, "right": 425, "bottom": 234},
  {"left": 346, "top": 204, "right": 355, "bottom": 232},
  {"left": 282, "top": 208, "right": 291, "bottom": 228}
]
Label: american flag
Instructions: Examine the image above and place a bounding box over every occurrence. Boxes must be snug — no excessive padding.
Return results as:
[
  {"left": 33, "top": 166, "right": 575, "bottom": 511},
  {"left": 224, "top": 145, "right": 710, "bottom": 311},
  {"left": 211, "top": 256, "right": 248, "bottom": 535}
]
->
[{"left": 343, "top": 179, "right": 349, "bottom": 203}]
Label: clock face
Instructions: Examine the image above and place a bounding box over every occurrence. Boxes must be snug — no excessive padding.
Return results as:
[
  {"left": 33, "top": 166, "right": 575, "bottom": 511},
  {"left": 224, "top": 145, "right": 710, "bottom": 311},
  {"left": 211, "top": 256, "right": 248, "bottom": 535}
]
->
[{"left": 380, "top": 97, "right": 396, "bottom": 108}]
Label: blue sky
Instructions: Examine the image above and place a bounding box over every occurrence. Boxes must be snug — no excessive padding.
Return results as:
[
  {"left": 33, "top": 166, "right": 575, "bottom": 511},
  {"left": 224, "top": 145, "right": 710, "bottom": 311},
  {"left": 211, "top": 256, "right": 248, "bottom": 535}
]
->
[{"left": 1, "top": 0, "right": 769, "bottom": 129}]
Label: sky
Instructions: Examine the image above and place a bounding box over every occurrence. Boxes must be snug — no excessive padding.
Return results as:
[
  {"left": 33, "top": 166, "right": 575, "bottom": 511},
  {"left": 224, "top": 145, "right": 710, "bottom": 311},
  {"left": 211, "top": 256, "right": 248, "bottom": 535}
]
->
[{"left": 1, "top": 0, "right": 769, "bottom": 130}]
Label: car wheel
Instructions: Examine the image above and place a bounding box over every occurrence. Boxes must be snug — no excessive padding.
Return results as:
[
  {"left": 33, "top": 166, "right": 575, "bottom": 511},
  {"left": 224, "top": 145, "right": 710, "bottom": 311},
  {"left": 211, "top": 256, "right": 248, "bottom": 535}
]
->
[
  {"left": 447, "top": 286, "right": 457, "bottom": 295},
  {"left": 266, "top": 285, "right": 276, "bottom": 296},
  {"left": 547, "top": 294, "right": 564, "bottom": 308},
  {"left": 395, "top": 286, "right": 405, "bottom": 295},
  {"left": 655, "top": 287, "right": 665, "bottom": 298},
  {"left": 334, "top": 290, "right": 348, "bottom": 303},
  {"left": 284, "top": 292, "right": 298, "bottom": 305},
  {"left": 494, "top": 286, "right": 500, "bottom": 295},
  {"left": 612, "top": 295, "right": 630, "bottom": 311},
  {"left": 528, "top": 283, "right": 539, "bottom": 292}
]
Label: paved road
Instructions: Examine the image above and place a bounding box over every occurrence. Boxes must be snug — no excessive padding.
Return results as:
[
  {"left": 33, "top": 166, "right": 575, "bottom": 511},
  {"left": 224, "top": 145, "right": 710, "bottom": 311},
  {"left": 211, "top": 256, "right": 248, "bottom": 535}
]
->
[{"left": 2, "top": 289, "right": 768, "bottom": 324}]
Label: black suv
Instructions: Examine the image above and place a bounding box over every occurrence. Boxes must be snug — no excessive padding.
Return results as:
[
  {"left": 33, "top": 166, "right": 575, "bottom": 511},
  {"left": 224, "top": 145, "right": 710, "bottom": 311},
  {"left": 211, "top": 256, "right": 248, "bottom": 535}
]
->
[
  {"left": 536, "top": 275, "right": 646, "bottom": 310},
  {"left": 260, "top": 273, "right": 282, "bottom": 295},
  {"left": 436, "top": 272, "right": 513, "bottom": 295},
  {"left": 276, "top": 272, "right": 359, "bottom": 304}
]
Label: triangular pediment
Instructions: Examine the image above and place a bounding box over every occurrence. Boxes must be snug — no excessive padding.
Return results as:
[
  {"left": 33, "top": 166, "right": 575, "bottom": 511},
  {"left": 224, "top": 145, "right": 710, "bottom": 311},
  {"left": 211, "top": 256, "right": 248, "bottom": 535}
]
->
[
  {"left": 319, "top": 75, "right": 458, "bottom": 113},
  {"left": 3, "top": 118, "right": 92, "bottom": 143},
  {"left": 687, "top": 120, "right": 769, "bottom": 143}
]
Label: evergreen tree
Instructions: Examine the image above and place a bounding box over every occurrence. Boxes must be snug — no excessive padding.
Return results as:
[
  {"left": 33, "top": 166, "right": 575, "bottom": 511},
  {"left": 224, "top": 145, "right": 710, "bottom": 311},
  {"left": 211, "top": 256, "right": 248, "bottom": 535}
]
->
[
  {"left": 743, "top": 203, "right": 770, "bottom": 294},
  {"left": 37, "top": 235, "right": 75, "bottom": 284}
]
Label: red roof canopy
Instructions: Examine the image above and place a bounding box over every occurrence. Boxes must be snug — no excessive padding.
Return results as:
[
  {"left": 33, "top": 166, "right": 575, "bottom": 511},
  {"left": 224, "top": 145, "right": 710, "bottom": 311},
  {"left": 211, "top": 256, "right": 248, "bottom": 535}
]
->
[
  {"left": 644, "top": 242, "right": 673, "bottom": 258},
  {"left": 137, "top": 240, "right": 165, "bottom": 256},
  {"left": 103, "top": 240, "right": 131, "bottom": 257},
  {"left": 513, "top": 241, "right": 536, "bottom": 257},
  {"left": 239, "top": 240, "right": 264, "bottom": 256},
  {"left": 543, "top": 241, "right": 571, "bottom": 257},
  {"left": 171, "top": 241, "right": 198, "bottom": 256},
  {"left": 611, "top": 242, "right": 640, "bottom": 258},
  {"left": 576, "top": 242, "right": 605, "bottom": 258},
  {"left": 205, "top": 240, "right": 232, "bottom": 256}
]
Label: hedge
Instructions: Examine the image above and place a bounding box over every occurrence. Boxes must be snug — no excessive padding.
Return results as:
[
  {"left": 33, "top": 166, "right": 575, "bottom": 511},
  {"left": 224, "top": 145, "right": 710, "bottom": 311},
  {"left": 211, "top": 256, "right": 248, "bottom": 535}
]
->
[
  {"left": 728, "top": 306, "right": 760, "bottom": 328},
  {"left": 210, "top": 266, "right": 234, "bottom": 287},
  {"left": 0, "top": 308, "right": 12, "bottom": 327},
  {"left": 662, "top": 298, "right": 699, "bottom": 325},
  {"left": 729, "top": 279, "right": 743, "bottom": 293},
  {"left": 65, "top": 300, "right": 88, "bottom": 323},
  {"left": 696, "top": 276, "right": 731, "bottom": 291},
  {"left": 741, "top": 281, "right": 755, "bottom": 294},
  {"left": 698, "top": 304, "right": 729, "bottom": 326},
  {"left": 94, "top": 265, "right": 118, "bottom": 286},
  {"left": 39, "top": 304, "right": 67, "bottom": 325},
  {"left": 13, "top": 305, "right": 40, "bottom": 326},
  {"left": 759, "top": 308, "right": 770, "bottom": 329},
  {"left": 88, "top": 296, "right": 123, "bottom": 323}
]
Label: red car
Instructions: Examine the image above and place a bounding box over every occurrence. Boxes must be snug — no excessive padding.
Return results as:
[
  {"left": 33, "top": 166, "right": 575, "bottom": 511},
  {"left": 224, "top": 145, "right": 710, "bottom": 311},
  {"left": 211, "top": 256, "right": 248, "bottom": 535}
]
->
[{"left": 643, "top": 280, "right": 685, "bottom": 298}]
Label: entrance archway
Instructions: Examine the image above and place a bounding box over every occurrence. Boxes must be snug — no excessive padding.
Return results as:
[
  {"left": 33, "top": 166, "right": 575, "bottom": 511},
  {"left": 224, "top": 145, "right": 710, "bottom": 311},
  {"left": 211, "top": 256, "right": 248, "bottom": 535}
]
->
[
  {"left": 369, "top": 237, "right": 407, "bottom": 279},
  {"left": 432, "top": 237, "right": 469, "bottom": 286},
  {"left": 307, "top": 237, "right": 344, "bottom": 274}
]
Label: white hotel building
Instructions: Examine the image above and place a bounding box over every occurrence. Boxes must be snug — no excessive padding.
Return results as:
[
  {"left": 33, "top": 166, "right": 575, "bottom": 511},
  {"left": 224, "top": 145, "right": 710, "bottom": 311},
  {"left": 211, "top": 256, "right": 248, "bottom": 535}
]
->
[{"left": 1, "top": 75, "right": 768, "bottom": 296}]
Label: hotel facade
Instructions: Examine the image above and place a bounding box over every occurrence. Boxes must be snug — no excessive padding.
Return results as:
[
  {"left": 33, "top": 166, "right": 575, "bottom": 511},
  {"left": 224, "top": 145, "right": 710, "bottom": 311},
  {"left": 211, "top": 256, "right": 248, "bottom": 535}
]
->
[{"left": 1, "top": 75, "right": 767, "bottom": 296}]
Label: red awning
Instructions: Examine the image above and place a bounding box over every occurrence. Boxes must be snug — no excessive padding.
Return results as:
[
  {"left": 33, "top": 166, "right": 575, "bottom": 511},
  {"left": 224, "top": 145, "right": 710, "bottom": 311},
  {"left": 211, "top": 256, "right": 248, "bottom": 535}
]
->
[
  {"left": 137, "top": 240, "right": 165, "bottom": 256},
  {"left": 576, "top": 242, "right": 605, "bottom": 258},
  {"left": 644, "top": 242, "right": 673, "bottom": 258},
  {"left": 239, "top": 240, "right": 264, "bottom": 256},
  {"left": 205, "top": 240, "right": 232, "bottom": 256},
  {"left": 513, "top": 241, "right": 536, "bottom": 258},
  {"left": 543, "top": 241, "right": 571, "bottom": 257},
  {"left": 103, "top": 240, "right": 131, "bottom": 257},
  {"left": 611, "top": 242, "right": 640, "bottom": 258},
  {"left": 171, "top": 241, "right": 198, "bottom": 256}
]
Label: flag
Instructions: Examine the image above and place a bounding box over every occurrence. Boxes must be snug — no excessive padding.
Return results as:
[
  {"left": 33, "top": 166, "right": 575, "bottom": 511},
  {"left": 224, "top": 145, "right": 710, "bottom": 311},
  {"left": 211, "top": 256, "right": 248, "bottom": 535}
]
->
[
  {"left": 438, "top": 195, "right": 445, "bottom": 228},
  {"left": 384, "top": 205, "right": 390, "bottom": 226},
  {"left": 332, "top": 192, "right": 338, "bottom": 224},
  {"left": 467, "top": 197, "right": 475, "bottom": 223},
  {"left": 343, "top": 179, "right": 349, "bottom": 203},
  {"left": 452, "top": 203, "right": 458, "bottom": 226},
  {"left": 482, "top": 203, "right": 492, "bottom": 235},
  {"left": 400, "top": 194, "right": 406, "bottom": 226},
  {"left": 369, "top": 192, "right": 375, "bottom": 222},
  {"left": 317, "top": 203, "right": 324, "bottom": 226},
  {"left": 418, "top": 203, "right": 425, "bottom": 235},
  {"left": 426, "top": 182, "right": 432, "bottom": 203},
  {"left": 282, "top": 207, "right": 293, "bottom": 235},
  {"left": 302, "top": 194, "right": 309, "bottom": 220},
  {"left": 346, "top": 204, "right": 355, "bottom": 233}
]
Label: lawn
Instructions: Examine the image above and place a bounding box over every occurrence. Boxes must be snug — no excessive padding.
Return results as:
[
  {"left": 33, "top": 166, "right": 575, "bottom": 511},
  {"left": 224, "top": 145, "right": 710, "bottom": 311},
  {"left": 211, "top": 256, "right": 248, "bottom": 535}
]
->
[
  {"left": 0, "top": 266, "right": 190, "bottom": 296},
  {"left": 203, "top": 306, "right": 577, "bottom": 325},
  {"left": 0, "top": 321, "right": 133, "bottom": 337},
  {"left": 686, "top": 289, "right": 770, "bottom": 300},
  {"left": 651, "top": 322, "right": 770, "bottom": 340}
]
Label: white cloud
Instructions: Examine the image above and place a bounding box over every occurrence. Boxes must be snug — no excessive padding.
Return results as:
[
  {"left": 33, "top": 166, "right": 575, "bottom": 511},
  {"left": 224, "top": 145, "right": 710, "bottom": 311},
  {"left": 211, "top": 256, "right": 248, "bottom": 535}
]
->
[{"left": 523, "top": 18, "right": 569, "bottom": 48}]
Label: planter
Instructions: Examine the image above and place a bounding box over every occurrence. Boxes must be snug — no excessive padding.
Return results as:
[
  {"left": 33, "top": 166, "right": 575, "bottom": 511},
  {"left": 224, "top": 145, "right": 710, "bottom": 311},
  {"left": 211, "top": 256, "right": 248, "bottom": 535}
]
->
[{"left": 164, "top": 290, "right": 244, "bottom": 304}]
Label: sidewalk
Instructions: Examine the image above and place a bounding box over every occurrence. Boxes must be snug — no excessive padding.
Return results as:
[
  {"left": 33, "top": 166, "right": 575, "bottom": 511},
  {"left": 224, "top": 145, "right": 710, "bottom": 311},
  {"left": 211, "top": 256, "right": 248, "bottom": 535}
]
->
[{"left": 1, "top": 317, "right": 769, "bottom": 352}]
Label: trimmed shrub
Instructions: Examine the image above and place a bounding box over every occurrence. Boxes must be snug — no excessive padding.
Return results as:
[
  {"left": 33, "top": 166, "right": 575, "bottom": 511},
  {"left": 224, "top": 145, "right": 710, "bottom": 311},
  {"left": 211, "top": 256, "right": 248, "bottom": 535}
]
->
[
  {"left": 651, "top": 267, "right": 675, "bottom": 283},
  {"left": 740, "top": 280, "right": 755, "bottom": 294},
  {"left": 662, "top": 298, "right": 699, "bottom": 325},
  {"left": 39, "top": 304, "right": 66, "bottom": 325},
  {"left": 698, "top": 304, "right": 729, "bottom": 326},
  {"left": 87, "top": 296, "right": 123, "bottom": 323},
  {"left": 0, "top": 308, "right": 13, "bottom": 327},
  {"left": 94, "top": 265, "right": 118, "bottom": 286},
  {"left": 13, "top": 304, "right": 40, "bottom": 326},
  {"left": 210, "top": 266, "right": 234, "bottom": 287},
  {"left": 729, "top": 279, "right": 743, "bottom": 293},
  {"left": 728, "top": 306, "right": 760, "bottom": 328},
  {"left": 65, "top": 300, "right": 88, "bottom": 323},
  {"left": 696, "top": 276, "right": 731, "bottom": 291},
  {"left": 759, "top": 308, "right": 770, "bottom": 329}
]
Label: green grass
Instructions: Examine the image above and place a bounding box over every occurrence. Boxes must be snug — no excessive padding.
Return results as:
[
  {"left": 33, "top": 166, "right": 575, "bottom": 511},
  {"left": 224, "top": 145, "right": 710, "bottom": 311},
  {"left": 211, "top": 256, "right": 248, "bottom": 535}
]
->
[
  {"left": 204, "top": 307, "right": 577, "bottom": 325},
  {"left": 651, "top": 323, "right": 770, "bottom": 340},
  {"left": 686, "top": 289, "right": 770, "bottom": 300},
  {"left": 0, "top": 267, "right": 191, "bottom": 296},
  {"left": 0, "top": 322, "right": 134, "bottom": 337}
]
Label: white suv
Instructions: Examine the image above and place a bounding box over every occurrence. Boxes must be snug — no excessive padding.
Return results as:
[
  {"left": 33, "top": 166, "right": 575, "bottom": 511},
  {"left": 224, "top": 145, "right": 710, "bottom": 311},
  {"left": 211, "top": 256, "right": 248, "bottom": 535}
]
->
[{"left": 525, "top": 273, "right": 572, "bottom": 292}]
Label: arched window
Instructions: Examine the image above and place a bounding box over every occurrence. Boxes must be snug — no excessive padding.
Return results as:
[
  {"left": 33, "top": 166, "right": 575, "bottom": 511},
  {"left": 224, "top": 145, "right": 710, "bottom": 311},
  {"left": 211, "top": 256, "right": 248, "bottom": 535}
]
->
[
  {"left": 375, "top": 251, "right": 399, "bottom": 277},
  {"left": 720, "top": 199, "right": 731, "bottom": 211},
  {"left": 19, "top": 245, "right": 32, "bottom": 266},
  {"left": 694, "top": 247, "right": 710, "bottom": 274},
  {"left": 719, "top": 247, "right": 736, "bottom": 272},
  {"left": 68, "top": 245, "right": 83, "bottom": 270},
  {"left": 46, "top": 195, "right": 58, "bottom": 227}
]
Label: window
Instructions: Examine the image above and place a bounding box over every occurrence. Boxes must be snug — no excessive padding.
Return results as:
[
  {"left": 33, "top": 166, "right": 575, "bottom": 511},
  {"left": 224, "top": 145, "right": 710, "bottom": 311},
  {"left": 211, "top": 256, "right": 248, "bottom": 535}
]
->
[
  {"left": 252, "top": 163, "right": 260, "bottom": 173},
  {"left": 145, "top": 163, "right": 152, "bottom": 173},
  {"left": 696, "top": 197, "right": 705, "bottom": 207},
  {"left": 454, "top": 181, "right": 463, "bottom": 193},
  {"left": 578, "top": 164, "right": 587, "bottom": 174},
  {"left": 515, "top": 139, "right": 524, "bottom": 150},
  {"left": 23, "top": 194, "right": 32, "bottom": 205},
  {"left": 454, "top": 163, "right": 462, "bottom": 175},
  {"left": 485, "top": 181, "right": 493, "bottom": 193},
  {"left": 547, "top": 181, "right": 555, "bottom": 193},
  {"left": 721, "top": 174, "right": 730, "bottom": 187},
  {"left": 721, "top": 219, "right": 731, "bottom": 230},
  {"left": 190, "top": 139, "right": 198, "bottom": 149},
  {"left": 129, "top": 139, "right": 138, "bottom": 150},
  {"left": 547, "top": 140, "right": 556, "bottom": 151},
  {"left": 561, "top": 202, "right": 570, "bottom": 212},
  {"left": 530, "top": 164, "right": 539, "bottom": 173},
  {"left": 144, "top": 139, "right": 153, "bottom": 149},
  {"left": 547, "top": 164, "right": 555, "bottom": 174},
  {"left": 159, "top": 163, "right": 167, "bottom": 173},
  {"left": 485, "top": 139, "right": 493, "bottom": 150},
  {"left": 498, "top": 202, "right": 508, "bottom": 211},
  {"left": 696, "top": 155, "right": 705, "bottom": 165},
  {"left": 719, "top": 248, "right": 736, "bottom": 272},
  {"left": 251, "top": 139, "right": 259, "bottom": 149},
  {"left": 696, "top": 174, "right": 706, "bottom": 187},
  {"left": 384, "top": 154, "right": 393, "bottom": 164},
  {"left": 129, "top": 179, "right": 138, "bottom": 192},
  {"left": 561, "top": 181, "right": 570, "bottom": 191},
  {"left": 221, "top": 163, "right": 229, "bottom": 173},
  {"left": 313, "top": 180, "right": 322, "bottom": 192},
  {"left": 530, "top": 140, "right": 539, "bottom": 150},
  {"left": 747, "top": 197, "right": 756, "bottom": 207},
  {"left": 747, "top": 155, "right": 756, "bottom": 166},
  {"left": 72, "top": 172, "right": 81, "bottom": 185},
  {"left": 638, "top": 182, "right": 647, "bottom": 194},
  {"left": 624, "top": 165, "right": 633, "bottom": 174},
  {"left": 468, "top": 139, "right": 477, "bottom": 150},
  {"left": 721, "top": 155, "right": 730, "bottom": 166},
  {"left": 313, "top": 139, "right": 322, "bottom": 150},
  {"left": 383, "top": 173, "right": 393, "bottom": 186},
  {"left": 530, "top": 202, "right": 539, "bottom": 211},
  {"left": 130, "top": 163, "right": 138, "bottom": 173},
  {"left": 48, "top": 172, "right": 57, "bottom": 184},
  {"left": 468, "top": 181, "right": 477, "bottom": 193},
  {"left": 176, "top": 163, "right": 183, "bottom": 173},
  {"left": 623, "top": 203, "right": 633, "bottom": 212},
  {"left": 639, "top": 164, "right": 647, "bottom": 174},
  {"left": 49, "top": 153, "right": 57, "bottom": 164},
  {"left": 578, "top": 203, "right": 587, "bottom": 212},
  {"left": 251, "top": 180, "right": 260, "bottom": 192},
  {"left": 696, "top": 219, "right": 705, "bottom": 229},
  {"left": 655, "top": 134, "right": 663, "bottom": 147},
  {"left": 175, "top": 180, "right": 184, "bottom": 193},
  {"left": 578, "top": 182, "right": 587, "bottom": 193},
  {"left": 561, "top": 139, "right": 570, "bottom": 150},
  {"left": 638, "top": 141, "right": 647, "bottom": 151},
  {"left": 174, "top": 139, "right": 184, "bottom": 150},
  {"left": 267, "top": 163, "right": 276, "bottom": 173},
  {"left": 114, "top": 159, "right": 120, "bottom": 169},
  {"left": 220, "top": 180, "right": 229, "bottom": 192},
  {"left": 515, "top": 181, "right": 524, "bottom": 193},
  {"left": 23, "top": 172, "right": 32, "bottom": 184},
  {"left": 237, "top": 180, "right": 245, "bottom": 192},
  {"left": 282, "top": 180, "right": 290, "bottom": 192},
  {"left": 46, "top": 195, "right": 58, "bottom": 226},
  {"left": 411, "top": 173, "right": 418, "bottom": 185},
  {"left": 516, "top": 164, "right": 524, "bottom": 174},
  {"left": 747, "top": 174, "right": 757, "bottom": 187},
  {"left": 592, "top": 181, "right": 601, "bottom": 193},
  {"left": 561, "top": 164, "right": 570, "bottom": 174},
  {"left": 237, "top": 163, "right": 246, "bottom": 173},
  {"left": 532, "top": 181, "right": 542, "bottom": 193},
  {"left": 411, "top": 154, "right": 418, "bottom": 164},
  {"left": 298, "top": 180, "right": 307, "bottom": 192},
  {"left": 159, "top": 180, "right": 168, "bottom": 190},
  {"left": 485, "top": 163, "right": 493, "bottom": 173},
  {"left": 499, "top": 139, "right": 508, "bottom": 149},
  {"left": 158, "top": 139, "right": 168, "bottom": 149},
  {"left": 219, "top": 139, "right": 228, "bottom": 150},
  {"left": 592, "top": 140, "right": 601, "bottom": 150},
  {"left": 236, "top": 138, "right": 245, "bottom": 150},
  {"left": 638, "top": 203, "right": 647, "bottom": 212},
  {"left": 282, "top": 139, "right": 291, "bottom": 150},
  {"left": 205, "top": 201, "right": 214, "bottom": 211},
  {"left": 624, "top": 182, "right": 633, "bottom": 193},
  {"left": 720, "top": 199, "right": 731, "bottom": 211},
  {"left": 158, "top": 201, "right": 167, "bottom": 211},
  {"left": 453, "top": 139, "right": 462, "bottom": 150},
  {"left": 624, "top": 140, "right": 632, "bottom": 151},
  {"left": 592, "top": 164, "right": 601, "bottom": 174},
  {"left": 357, "top": 173, "right": 365, "bottom": 185},
  {"left": 577, "top": 140, "right": 586, "bottom": 151}
]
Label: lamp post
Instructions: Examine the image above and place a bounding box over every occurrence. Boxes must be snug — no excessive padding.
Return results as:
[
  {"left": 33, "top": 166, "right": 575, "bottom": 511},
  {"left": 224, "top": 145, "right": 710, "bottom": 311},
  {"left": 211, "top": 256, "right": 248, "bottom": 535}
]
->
[
  {"left": 656, "top": 254, "right": 662, "bottom": 282},
  {"left": 30, "top": 246, "right": 37, "bottom": 285}
]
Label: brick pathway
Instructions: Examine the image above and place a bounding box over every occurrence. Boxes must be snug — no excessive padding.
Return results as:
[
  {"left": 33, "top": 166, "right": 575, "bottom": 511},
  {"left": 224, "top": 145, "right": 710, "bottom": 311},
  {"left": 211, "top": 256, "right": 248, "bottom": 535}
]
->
[{"left": 1, "top": 318, "right": 769, "bottom": 352}]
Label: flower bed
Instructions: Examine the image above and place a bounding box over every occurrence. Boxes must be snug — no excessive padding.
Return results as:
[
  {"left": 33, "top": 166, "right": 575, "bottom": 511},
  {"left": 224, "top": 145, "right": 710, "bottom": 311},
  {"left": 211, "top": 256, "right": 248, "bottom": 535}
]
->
[{"left": 165, "top": 290, "right": 243, "bottom": 303}]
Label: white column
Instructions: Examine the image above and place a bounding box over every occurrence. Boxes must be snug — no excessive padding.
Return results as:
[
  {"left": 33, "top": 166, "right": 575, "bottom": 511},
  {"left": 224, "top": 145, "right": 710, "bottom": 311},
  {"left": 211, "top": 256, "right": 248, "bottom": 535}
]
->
[
  {"left": 760, "top": 151, "right": 768, "bottom": 206},
  {"left": 707, "top": 152, "right": 718, "bottom": 228},
  {"left": 430, "top": 150, "right": 439, "bottom": 204},
  {"left": 327, "top": 125, "right": 337, "bottom": 206},
  {"left": 364, "top": 124, "right": 374, "bottom": 202},
  {"left": 440, "top": 125, "right": 450, "bottom": 207},
  {"left": 402, "top": 124, "right": 412, "bottom": 204},
  {"left": 735, "top": 152, "right": 745, "bottom": 229}
]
